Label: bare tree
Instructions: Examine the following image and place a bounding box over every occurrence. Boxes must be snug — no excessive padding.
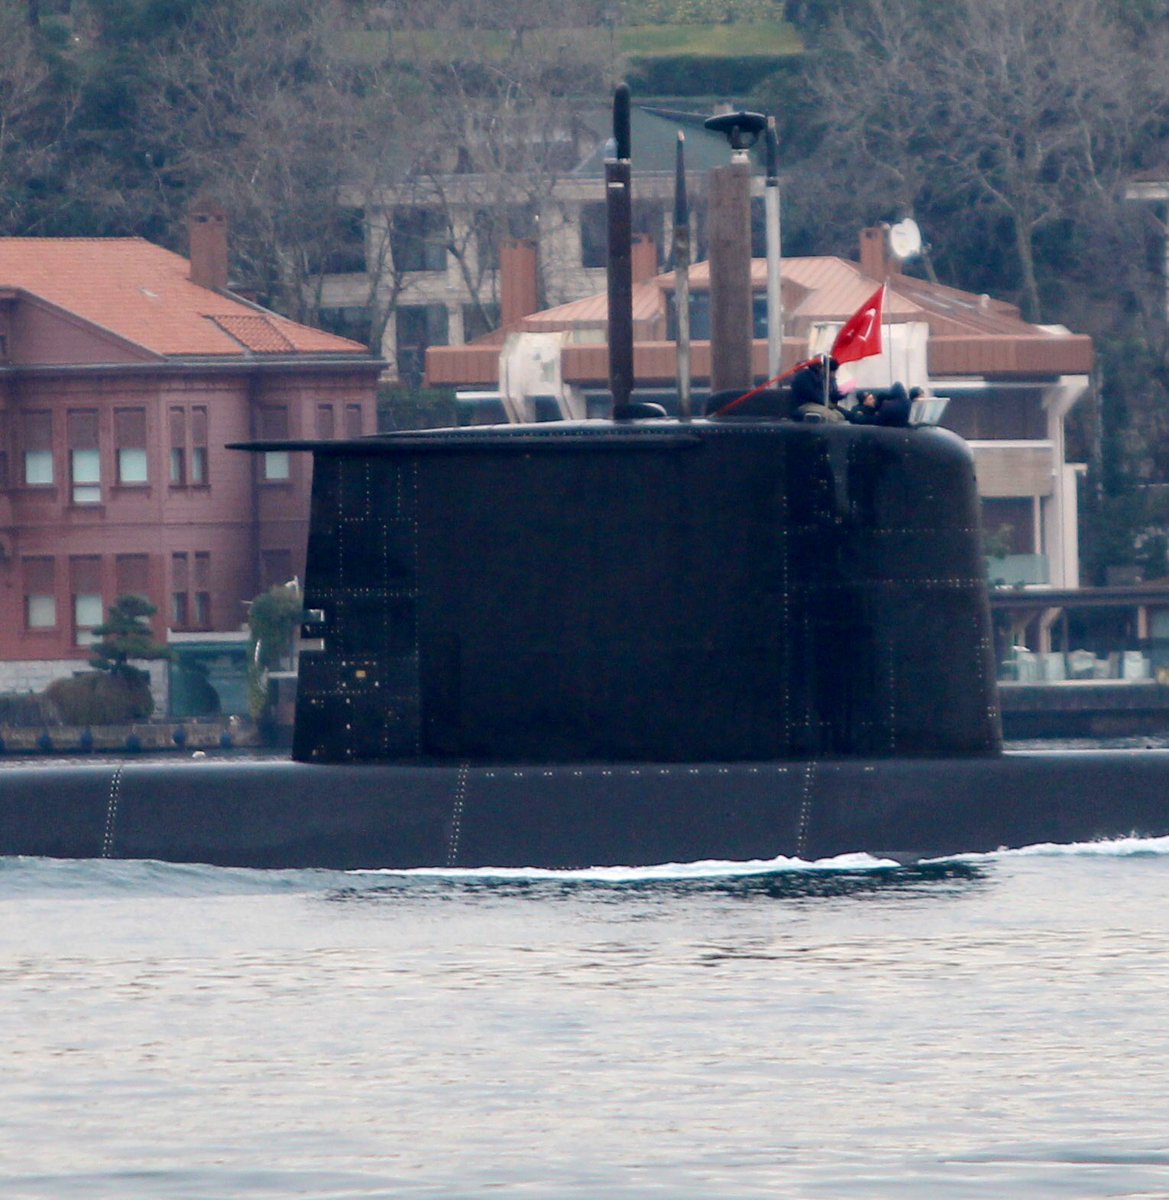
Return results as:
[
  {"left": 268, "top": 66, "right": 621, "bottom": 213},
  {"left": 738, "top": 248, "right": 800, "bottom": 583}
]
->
[
  {"left": 796, "top": 0, "right": 1169, "bottom": 321},
  {"left": 140, "top": 0, "right": 378, "bottom": 320},
  {"left": 0, "top": 4, "right": 82, "bottom": 233}
]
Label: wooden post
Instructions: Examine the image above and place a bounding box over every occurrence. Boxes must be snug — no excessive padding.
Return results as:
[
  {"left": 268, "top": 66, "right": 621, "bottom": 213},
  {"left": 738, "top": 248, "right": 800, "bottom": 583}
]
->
[
  {"left": 709, "top": 160, "right": 752, "bottom": 395},
  {"left": 764, "top": 119, "right": 783, "bottom": 379}
]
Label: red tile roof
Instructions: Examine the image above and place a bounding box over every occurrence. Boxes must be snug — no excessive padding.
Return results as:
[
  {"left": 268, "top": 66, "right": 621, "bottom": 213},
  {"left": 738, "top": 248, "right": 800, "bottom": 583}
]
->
[
  {"left": 451, "top": 253, "right": 1091, "bottom": 382},
  {"left": 0, "top": 237, "right": 369, "bottom": 358},
  {"left": 515, "top": 255, "right": 1051, "bottom": 343}
]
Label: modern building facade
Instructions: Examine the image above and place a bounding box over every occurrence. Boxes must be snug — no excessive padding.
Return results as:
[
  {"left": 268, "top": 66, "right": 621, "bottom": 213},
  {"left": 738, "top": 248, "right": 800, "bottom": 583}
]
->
[
  {"left": 0, "top": 212, "right": 381, "bottom": 695},
  {"left": 318, "top": 105, "right": 765, "bottom": 382}
]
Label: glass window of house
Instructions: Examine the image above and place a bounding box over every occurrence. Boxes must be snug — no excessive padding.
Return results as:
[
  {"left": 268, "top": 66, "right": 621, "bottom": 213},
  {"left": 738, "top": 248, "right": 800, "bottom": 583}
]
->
[
  {"left": 580, "top": 201, "right": 607, "bottom": 268},
  {"left": 316, "top": 404, "right": 335, "bottom": 439},
  {"left": 71, "top": 556, "right": 103, "bottom": 644},
  {"left": 317, "top": 306, "right": 370, "bottom": 345},
  {"left": 68, "top": 410, "right": 101, "bottom": 504},
  {"left": 390, "top": 207, "right": 447, "bottom": 273},
  {"left": 462, "top": 302, "right": 500, "bottom": 342},
  {"left": 23, "top": 411, "right": 53, "bottom": 485},
  {"left": 318, "top": 207, "right": 366, "bottom": 275},
  {"left": 261, "top": 548, "right": 293, "bottom": 591},
  {"left": 171, "top": 552, "right": 189, "bottom": 628},
  {"left": 193, "top": 553, "right": 211, "bottom": 628},
  {"left": 115, "top": 554, "right": 150, "bottom": 602},
  {"left": 169, "top": 407, "right": 186, "bottom": 485},
  {"left": 191, "top": 407, "right": 208, "bottom": 484},
  {"left": 259, "top": 407, "right": 289, "bottom": 481},
  {"left": 115, "top": 408, "right": 148, "bottom": 485},
  {"left": 24, "top": 558, "right": 56, "bottom": 629},
  {"left": 396, "top": 305, "right": 448, "bottom": 390}
]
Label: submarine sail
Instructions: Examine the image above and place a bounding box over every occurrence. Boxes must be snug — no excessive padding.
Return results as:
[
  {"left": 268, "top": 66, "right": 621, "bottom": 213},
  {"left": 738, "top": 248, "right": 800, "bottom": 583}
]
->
[{"left": 1, "top": 86, "right": 1168, "bottom": 870}]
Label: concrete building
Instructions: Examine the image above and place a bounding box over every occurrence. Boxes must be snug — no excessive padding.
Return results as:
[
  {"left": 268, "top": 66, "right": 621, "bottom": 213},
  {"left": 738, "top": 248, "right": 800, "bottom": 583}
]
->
[
  {"left": 0, "top": 210, "right": 381, "bottom": 700},
  {"left": 426, "top": 225, "right": 1094, "bottom": 590}
]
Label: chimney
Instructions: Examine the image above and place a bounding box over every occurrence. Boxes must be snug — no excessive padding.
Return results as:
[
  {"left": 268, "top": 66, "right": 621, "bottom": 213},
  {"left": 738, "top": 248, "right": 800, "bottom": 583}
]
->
[
  {"left": 500, "top": 238, "right": 539, "bottom": 328},
  {"left": 631, "top": 233, "right": 658, "bottom": 283},
  {"left": 859, "top": 225, "right": 899, "bottom": 282},
  {"left": 188, "top": 200, "right": 229, "bottom": 292}
]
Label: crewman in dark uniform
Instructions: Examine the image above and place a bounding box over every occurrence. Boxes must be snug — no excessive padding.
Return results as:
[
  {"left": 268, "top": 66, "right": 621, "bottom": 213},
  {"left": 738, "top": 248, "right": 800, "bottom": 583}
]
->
[
  {"left": 845, "top": 382, "right": 916, "bottom": 427},
  {"left": 791, "top": 356, "right": 845, "bottom": 421}
]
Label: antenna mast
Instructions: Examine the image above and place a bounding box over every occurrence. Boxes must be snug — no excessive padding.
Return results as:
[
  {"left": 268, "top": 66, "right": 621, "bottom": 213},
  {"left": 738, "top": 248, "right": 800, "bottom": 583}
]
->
[{"left": 606, "top": 84, "right": 634, "bottom": 416}]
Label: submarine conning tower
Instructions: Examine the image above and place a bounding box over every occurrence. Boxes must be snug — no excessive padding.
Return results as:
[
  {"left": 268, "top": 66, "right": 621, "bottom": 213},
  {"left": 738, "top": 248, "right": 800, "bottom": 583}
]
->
[{"left": 289, "top": 417, "right": 1002, "bottom": 764}]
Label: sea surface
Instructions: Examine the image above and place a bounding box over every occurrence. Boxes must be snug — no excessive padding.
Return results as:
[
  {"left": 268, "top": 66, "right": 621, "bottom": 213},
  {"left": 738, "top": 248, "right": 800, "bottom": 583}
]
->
[{"left": 3, "top": 835, "right": 1169, "bottom": 1200}]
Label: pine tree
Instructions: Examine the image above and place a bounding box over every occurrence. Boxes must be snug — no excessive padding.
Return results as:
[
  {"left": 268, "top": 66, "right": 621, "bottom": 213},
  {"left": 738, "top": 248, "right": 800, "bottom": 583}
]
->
[{"left": 89, "top": 594, "right": 172, "bottom": 683}]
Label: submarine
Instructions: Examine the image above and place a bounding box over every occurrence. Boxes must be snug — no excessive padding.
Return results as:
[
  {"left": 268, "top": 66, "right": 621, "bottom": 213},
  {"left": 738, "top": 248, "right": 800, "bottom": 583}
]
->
[{"left": 2, "top": 92, "right": 1169, "bottom": 871}]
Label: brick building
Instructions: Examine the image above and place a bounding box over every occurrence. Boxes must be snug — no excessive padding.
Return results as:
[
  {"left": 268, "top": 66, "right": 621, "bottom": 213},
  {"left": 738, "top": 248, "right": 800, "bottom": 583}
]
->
[{"left": 0, "top": 212, "right": 381, "bottom": 696}]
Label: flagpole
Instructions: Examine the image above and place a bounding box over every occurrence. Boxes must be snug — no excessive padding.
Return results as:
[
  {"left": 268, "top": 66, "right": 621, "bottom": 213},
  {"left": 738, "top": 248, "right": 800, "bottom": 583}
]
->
[{"left": 884, "top": 282, "right": 892, "bottom": 387}]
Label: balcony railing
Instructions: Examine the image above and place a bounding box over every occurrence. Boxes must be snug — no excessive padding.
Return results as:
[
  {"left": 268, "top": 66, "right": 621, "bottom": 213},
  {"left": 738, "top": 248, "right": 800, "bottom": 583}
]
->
[{"left": 987, "top": 553, "right": 1049, "bottom": 587}]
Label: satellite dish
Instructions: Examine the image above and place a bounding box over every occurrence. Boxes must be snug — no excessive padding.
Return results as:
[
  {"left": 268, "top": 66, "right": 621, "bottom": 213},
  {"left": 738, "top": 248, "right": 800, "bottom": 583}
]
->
[{"left": 888, "top": 218, "right": 922, "bottom": 260}]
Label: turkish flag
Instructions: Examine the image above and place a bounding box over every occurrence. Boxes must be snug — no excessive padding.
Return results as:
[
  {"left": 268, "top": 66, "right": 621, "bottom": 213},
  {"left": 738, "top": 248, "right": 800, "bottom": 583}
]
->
[{"left": 831, "top": 285, "right": 885, "bottom": 365}]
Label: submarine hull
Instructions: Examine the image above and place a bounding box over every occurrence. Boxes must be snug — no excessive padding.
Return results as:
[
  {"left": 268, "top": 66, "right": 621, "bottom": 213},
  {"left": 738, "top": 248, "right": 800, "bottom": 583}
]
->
[{"left": 2, "top": 752, "right": 1168, "bottom": 869}]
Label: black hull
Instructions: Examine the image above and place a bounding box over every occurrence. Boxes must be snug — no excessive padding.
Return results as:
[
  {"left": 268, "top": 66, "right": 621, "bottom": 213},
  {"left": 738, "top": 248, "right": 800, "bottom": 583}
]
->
[{"left": 3, "top": 751, "right": 1168, "bottom": 870}]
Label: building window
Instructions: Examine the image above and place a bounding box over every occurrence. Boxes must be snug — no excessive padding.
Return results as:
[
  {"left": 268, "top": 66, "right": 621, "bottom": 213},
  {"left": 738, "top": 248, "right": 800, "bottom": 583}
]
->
[
  {"left": 169, "top": 407, "right": 186, "bottom": 484},
  {"left": 316, "top": 404, "right": 335, "bottom": 440},
  {"left": 264, "top": 449, "right": 290, "bottom": 481},
  {"left": 24, "top": 557, "right": 57, "bottom": 629},
  {"left": 194, "top": 552, "right": 211, "bottom": 629},
  {"left": 170, "top": 405, "right": 209, "bottom": 485},
  {"left": 581, "top": 200, "right": 663, "bottom": 268},
  {"left": 23, "top": 411, "right": 53, "bottom": 486},
  {"left": 580, "top": 201, "right": 607, "bottom": 268},
  {"left": 115, "top": 554, "right": 150, "bottom": 602},
  {"left": 462, "top": 302, "right": 500, "bottom": 343},
  {"left": 72, "top": 449, "right": 101, "bottom": 503},
  {"left": 473, "top": 205, "right": 535, "bottom": 272},
  {"left": 261, "top": 548, "right": 293, "bottom": 592},
  {"left": 68, "top": 410, "right": 101, "bottom": 504},
  {"left": 390, "top": 206, "right": 447, "bottom": 272},
  {"left": 317, "top": 207, "right": 367, "bottom": 275},
  {"left": 318, "top": 306, "right": 370, "bottom": 345},
  {"left": 171, "top": 552, "right": 189, "bottom": 628},
  {"left": 344, "top": 404, "right": 363, "bottom": 439},
  {"left": 71, "top": 556, "right": 103, "bottom": 645},
  {"left": 191, "top": 406, "right": 208, "bottom": 484},
  {"left": 115, "top": 408, "right": 148, "bottom": 485},
  {"left": 396, "top": 305, "right": 449, "bottom": 389},
  {"left": 259, "top": 406, "right": 290, "bottom": 481}
]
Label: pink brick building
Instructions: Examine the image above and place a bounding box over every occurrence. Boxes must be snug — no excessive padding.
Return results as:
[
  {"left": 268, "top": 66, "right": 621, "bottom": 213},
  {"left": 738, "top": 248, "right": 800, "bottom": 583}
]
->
[{"left": 0, "top": 214, "right": 381, "bottom": 689}]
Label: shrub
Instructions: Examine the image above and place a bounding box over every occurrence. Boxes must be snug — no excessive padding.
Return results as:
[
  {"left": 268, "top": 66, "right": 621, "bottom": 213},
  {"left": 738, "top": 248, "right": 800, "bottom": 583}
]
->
[
  {"left": 0, "top": 693, "right": 59, "bottom": 727},
  {"left": 44, "top": 672, "right": 154, "bottom": 725}
]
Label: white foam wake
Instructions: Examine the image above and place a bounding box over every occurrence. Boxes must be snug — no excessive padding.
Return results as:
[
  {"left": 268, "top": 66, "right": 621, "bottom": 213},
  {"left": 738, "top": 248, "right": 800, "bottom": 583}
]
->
[
  {"left": 938, "top": 834, "right": 1169, "bottom": 864},
  {"left": 352, "top": 851, "right": 902, "bottom": 881}
]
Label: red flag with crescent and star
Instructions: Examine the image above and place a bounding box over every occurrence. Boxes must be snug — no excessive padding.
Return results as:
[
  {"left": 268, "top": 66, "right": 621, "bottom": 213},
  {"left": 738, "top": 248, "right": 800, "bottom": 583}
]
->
[{"left": 831, "top": 284, "right": 885, "bottom": 365}]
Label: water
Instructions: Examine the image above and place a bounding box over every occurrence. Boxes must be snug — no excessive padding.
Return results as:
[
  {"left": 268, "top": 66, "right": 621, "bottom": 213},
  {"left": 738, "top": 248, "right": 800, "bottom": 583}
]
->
[{"left": 3, "top": 843, "right": 1169, "bottom": 1199}]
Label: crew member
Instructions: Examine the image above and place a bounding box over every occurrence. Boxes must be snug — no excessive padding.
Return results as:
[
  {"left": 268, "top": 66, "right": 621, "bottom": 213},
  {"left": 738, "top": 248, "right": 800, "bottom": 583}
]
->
[
  {"left": 791, "top": 356, "right": 845, "bottom": 422},
  {"left": 845, "top": 382, "right": 917, "bottom": 427}
]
